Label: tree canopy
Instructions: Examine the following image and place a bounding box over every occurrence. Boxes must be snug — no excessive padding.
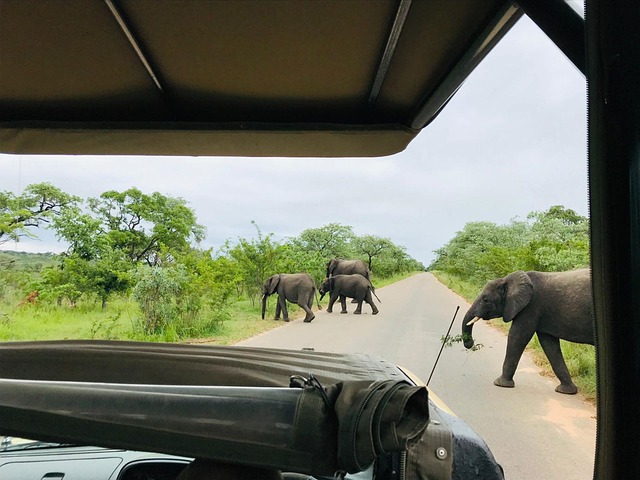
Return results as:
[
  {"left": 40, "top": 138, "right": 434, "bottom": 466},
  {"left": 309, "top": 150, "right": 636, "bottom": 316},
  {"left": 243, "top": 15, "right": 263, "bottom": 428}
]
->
[
  {"left": 429, "top": 206, "right": 590, "bottom": 287},
  {"left": 0, "top": 182, "right": 79, "bottom": 244}
]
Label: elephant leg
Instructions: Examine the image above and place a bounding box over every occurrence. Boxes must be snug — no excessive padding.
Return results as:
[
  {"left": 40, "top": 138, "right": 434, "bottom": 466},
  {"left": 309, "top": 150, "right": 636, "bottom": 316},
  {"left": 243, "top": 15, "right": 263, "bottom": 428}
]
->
[
  {"left": 353, "top": 299, "right": 363, "bottom": 314},
  {"left": 537, "top": 332, "right": 578, "bottom": 394},
  {"left": 494, "top": 327, "right": 535, "bottom": 388},
  {"left": 274, "top": 299, "right": 281, "bottom": 321},
  {"left": 278, "top": 295, "right": 289, "bottom": 322},
  {"left": 327, "top": 293, "right": 338, "bottom": 313},
  {"left": 366, "top": 292, "right": 379, "bottom": 315},
  {"left": 307, "top": 290, "right": 314, "bottom": 310},
  {"left": 339, "top": 295, "right": 348, "bottom": 314},
  {"left": 298, "top": 296, "right": 315, "bottom": 323}
]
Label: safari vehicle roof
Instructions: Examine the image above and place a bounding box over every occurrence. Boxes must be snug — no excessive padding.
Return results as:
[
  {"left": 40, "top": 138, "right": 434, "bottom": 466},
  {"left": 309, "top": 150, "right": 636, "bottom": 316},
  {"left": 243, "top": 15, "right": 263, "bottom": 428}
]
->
[
  {"left": 1, "top": 1, "right": 639, "bottom": 479},
  {"left": 0, "top": 0, "right": 528, "bottom": 157}
]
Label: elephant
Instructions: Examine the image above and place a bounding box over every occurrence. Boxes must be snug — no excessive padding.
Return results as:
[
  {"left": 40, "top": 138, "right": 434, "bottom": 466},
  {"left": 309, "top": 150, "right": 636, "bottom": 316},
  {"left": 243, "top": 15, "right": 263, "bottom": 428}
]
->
[
  {"left": 326, "top": 258, "right": 371, "bottom": 279},
  {"left": 326, "top": 258, "right": 375, "bottom": 302},
  {"left": 462, "top": 269, "right": 594, "bottom": 394},
  {"left": 319, "top": 274, "right": 380, "bottom": 315},
  {"left": 261, "top": 273, "right": 318, "bottom": 323}
]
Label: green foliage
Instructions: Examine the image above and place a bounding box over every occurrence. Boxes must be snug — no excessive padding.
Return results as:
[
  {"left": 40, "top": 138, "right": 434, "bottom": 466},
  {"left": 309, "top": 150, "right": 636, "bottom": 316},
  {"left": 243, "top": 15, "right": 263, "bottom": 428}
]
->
[
  {"left": 0, "top": 251, "right": 58, "bottom": 301},
  {"left": 430, "top": 206, "right": 589, "bottom": 287},
  {"left": 290, "top": 223, "right": 356, "bottom": 259},
  {"left": 353, "top": 235, "right": 393, "bottom": 271},
  {"left": 284, "top": 224, "right": 424, "bottom": 282},
  {"left": 0, "top": 182, "right": 80, "bottom": 244},
  {"left": 87, "top": 187, "right": 205, "bottom": 265},
  {"left": 131, "top": 251, "right": 233, "bottom": 339},
  {"left": 90, "top": 310, "right": 122, "bottom": 340},
  {"left": 224, "top": 221, "right": 285, "bottom": 303},
  {"left": 132, "top": 264, "right": 193, "bottom": 335},
  {"left": 441, "top": 333, "right": 484, "bottom": 351},
  {"left": 38, "top": 253, "right": 131, "bottom": 308}
]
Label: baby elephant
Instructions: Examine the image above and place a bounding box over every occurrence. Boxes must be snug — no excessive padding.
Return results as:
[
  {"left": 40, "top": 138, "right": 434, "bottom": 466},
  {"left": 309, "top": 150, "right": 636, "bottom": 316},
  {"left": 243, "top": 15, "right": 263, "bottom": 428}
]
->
[{"left": 319, "top": 274, "right": 379, "bottom": 315}]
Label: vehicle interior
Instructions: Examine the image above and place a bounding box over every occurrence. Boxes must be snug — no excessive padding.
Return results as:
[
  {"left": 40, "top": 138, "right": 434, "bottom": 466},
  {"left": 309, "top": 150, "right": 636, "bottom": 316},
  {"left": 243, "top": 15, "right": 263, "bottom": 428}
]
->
[{"left": 0, "top": 0, "right": 638, "bottom": 479}]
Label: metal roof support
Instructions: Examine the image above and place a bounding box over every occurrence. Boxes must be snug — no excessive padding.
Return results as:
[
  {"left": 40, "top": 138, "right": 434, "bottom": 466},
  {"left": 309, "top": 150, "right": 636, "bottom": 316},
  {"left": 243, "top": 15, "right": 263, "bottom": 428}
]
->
[
  {"left": 368, "top": 0, "right": 413, "bottom": 108},
  {"left": 515, "top": 0, "right": 586, "bottom": 75},
  {"left": 410, "top": 2, "right": 522, "bottom": 130},
  {"left": 586, "top": 0, "right": 640, "bottom": 479},
  {"left": 104, "top": 0, "right": 165, "bottom": 93}
]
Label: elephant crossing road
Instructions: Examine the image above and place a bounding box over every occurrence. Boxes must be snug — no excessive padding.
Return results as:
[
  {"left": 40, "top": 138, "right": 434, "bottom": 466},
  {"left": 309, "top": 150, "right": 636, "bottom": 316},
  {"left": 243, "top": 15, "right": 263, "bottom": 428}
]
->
[{"left": 319, "top": 274, "right": 380, "bottom": 315}]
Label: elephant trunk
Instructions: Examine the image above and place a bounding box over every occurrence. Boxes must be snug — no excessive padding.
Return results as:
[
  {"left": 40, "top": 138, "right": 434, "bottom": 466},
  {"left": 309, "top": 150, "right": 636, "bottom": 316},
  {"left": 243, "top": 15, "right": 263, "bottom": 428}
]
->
[
  {"left": 461, "top": 307, "right": 479, "bottom": 349},
  {"left": 261, "top": 294, "right": 268, "bottom": 320}
]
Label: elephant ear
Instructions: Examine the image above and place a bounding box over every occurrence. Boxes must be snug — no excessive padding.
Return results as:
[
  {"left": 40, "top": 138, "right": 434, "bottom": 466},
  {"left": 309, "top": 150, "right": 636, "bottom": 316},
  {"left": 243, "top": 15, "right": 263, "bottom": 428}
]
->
[
  {"left": 267, "top": 275, "right": 280, "bottom": 295},
  {"left": 503, "top": 271, "right": 533, "bottom": 322},
  {"left": 328, "top": 259, "right": 337, "bottom": 277}
]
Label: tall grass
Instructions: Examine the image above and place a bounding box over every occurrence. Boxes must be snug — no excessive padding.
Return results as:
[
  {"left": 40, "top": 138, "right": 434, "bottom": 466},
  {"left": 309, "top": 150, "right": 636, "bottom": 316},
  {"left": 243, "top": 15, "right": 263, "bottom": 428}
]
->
[{"left": 432, "top": 270, "right": 597, "bottom": 404}]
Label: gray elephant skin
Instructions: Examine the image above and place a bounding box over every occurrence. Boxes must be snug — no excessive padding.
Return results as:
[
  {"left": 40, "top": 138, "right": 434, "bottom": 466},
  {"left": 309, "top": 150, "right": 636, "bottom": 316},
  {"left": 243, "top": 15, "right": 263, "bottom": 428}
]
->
[
  {"left": 326, "top": 258, "right": 371, "bottom": 281},
  {"left": 261, "top": 273, "right": 317, "bottom": 323},
  {"left": 319, "top": 274, "right": 379, "bottom": 315},
  {"left": 326, "top": 258, "right": 375, "bottom": 302},
  {"left": 462, "top": 269, "right": 594, "bottom": 394}
]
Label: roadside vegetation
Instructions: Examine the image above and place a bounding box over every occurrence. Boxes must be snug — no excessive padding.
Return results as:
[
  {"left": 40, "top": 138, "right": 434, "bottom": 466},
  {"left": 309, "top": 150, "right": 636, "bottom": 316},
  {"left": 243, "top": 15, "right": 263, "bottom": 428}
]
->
[
  {"left": 0, "top": 183, "right": 424, "bottom": 344},
  {"left": 429, "top": 206, "right": 596, "bottom": 403}
]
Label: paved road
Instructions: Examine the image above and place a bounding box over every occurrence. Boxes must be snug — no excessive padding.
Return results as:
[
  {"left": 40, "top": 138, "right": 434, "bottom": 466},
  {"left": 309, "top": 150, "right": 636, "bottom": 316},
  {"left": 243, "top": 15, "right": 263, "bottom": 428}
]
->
[{"left": 238, "top": 273, "right": 596, "bottom": 480}]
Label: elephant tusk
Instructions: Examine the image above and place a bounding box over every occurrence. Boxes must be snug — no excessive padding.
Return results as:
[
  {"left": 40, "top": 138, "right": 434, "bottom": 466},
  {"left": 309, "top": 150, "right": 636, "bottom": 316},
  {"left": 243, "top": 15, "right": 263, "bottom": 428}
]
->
[{"left": 466, "top": 316, "right": 481, "bottom": 326}]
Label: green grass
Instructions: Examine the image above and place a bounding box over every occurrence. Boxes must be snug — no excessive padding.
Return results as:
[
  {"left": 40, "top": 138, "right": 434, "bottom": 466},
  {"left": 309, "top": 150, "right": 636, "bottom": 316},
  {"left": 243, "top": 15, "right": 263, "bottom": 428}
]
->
[
  {"left": 0, "top": 297, "right": 138, "bottom": 341},
  {"left": 431, "top": 270, "right": 597, "bottom": 404},
  {"left": 0, "top": 273, "right": 421, "bottom": 345}
]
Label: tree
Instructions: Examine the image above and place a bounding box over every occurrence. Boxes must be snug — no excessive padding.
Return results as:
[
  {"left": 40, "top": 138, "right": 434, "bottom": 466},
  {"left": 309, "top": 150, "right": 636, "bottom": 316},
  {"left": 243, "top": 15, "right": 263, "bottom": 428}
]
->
[
  {"left": 429, "top": 206, "right": 590, "bottom": 287},
  {"left": 51, "top": 206, "right": 110, "bottom": 260},
  {"left": 88, "top": 188, "right": 205, "bottom": 265},
  {"left": 371, "top": 243, "right": 424, "bottom": 277},
  {"left": 353, "top": 234, "right": 394, "bottom": 272},
  {"left": 49, "top": 188, "right": 206, "bottom": 308},
  {"left": 0, "top": 182, "right": 79, "bottom": 244},
  {"left": 526, "top": 206, "right": 590, "bottom": 271},
  {"left": 291, "top": 223, "right": 356, "bottom": 258},
  {"left": 224, "top": 221, "right": 284, "bottom": 303}
]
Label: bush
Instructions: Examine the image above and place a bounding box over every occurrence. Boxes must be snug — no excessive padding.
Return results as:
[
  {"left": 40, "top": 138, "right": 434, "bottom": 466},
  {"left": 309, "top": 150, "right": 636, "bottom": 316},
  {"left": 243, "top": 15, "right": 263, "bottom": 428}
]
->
[{"left": 133, "top": 265, "right": 192, "bottom": 335}]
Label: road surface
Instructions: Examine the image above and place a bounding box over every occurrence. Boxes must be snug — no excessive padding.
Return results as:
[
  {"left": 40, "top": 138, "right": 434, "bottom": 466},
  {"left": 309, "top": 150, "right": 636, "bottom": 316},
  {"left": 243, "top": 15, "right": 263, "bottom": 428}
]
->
[{"left": 238, "top": 273, "right": 596, "bottom": 480}]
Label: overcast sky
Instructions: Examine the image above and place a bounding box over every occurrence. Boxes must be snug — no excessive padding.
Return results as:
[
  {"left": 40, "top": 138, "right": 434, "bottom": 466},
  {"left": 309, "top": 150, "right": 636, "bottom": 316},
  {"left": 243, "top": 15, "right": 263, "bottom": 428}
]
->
[{"left": 0, "top": 15, "right": 587, "bottom": 267}]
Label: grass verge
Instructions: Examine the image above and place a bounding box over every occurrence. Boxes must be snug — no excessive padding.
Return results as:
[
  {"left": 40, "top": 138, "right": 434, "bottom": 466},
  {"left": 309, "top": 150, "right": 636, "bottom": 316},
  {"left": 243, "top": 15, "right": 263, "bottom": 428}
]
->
[{"left": 0, "top": 272, "right": 421, "bottom": 345}]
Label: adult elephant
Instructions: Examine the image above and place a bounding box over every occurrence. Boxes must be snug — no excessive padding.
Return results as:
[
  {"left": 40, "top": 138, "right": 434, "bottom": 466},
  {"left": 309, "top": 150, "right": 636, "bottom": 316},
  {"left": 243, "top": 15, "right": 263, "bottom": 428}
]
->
[
  {"left": 326, "top": 259, "right": 374, "bottom": 302},
  {"left": 319, "top": 274, "right": 380, "bottom": 315},
  {"left": 326, "top": 258, "right": 371, "bottom": 280},
  {"left": 462, "top": 269, "right": 594, "bottom": 394},
  {"left": 261, "top": 273, "right": 318, "bottom": 323}
]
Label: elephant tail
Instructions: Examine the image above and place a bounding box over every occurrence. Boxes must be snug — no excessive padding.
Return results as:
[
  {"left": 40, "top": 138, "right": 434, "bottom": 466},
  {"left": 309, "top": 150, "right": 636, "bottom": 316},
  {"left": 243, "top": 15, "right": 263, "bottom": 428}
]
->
[{"left": 372, "top": 288, "right": 381, "bottom": 303}]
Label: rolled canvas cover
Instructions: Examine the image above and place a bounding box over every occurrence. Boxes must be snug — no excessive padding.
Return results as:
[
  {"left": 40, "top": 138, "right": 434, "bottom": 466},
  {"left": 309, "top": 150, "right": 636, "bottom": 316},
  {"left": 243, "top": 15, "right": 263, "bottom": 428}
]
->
[{"left": 0, "top": 341, "right": 429, "bottom": 476}]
